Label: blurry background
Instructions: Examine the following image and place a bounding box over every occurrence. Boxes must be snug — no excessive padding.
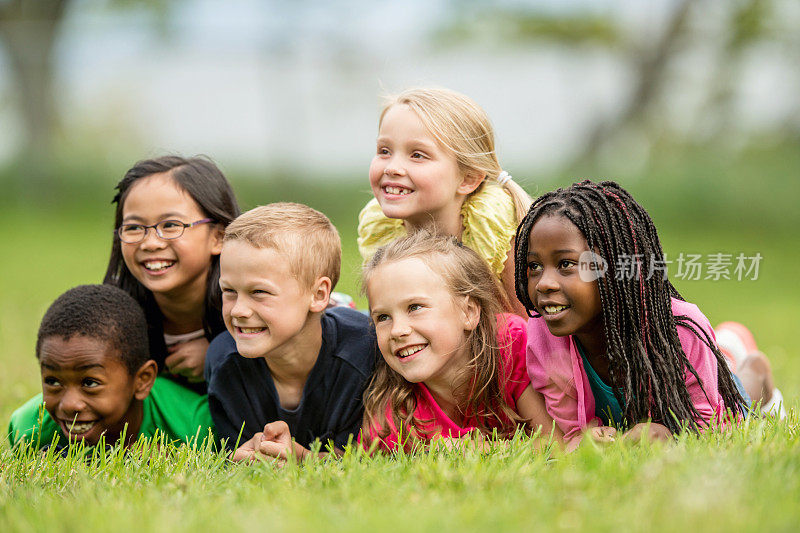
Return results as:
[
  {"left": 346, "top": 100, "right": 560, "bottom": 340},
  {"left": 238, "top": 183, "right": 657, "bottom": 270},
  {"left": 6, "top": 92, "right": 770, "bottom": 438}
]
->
[{"left": 1, "top": 0, "right": 798, "bottom": 420}]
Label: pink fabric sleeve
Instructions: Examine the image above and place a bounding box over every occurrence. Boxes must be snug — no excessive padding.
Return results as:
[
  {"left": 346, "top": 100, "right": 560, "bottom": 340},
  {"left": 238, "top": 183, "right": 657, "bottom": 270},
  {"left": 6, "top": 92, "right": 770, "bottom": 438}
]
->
[
  {"left": 672, "top": 299, "right": 726, "bottom": 426},
  {"left": 525, "top": 318, "right": 589, "bottom": 443},
  {"left": 496, "top": 313, "right": 531, "bottom": 406}
]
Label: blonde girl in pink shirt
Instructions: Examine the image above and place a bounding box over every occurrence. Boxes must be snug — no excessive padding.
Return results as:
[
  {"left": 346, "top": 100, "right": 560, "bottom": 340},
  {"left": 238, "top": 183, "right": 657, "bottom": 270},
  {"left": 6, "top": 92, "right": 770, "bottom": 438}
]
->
[
  {"left": 361, "top": 231, "right": 560, "bottom": 452},
  {"left": 514, "top": 180, "right": 748, "bottom": 449}
]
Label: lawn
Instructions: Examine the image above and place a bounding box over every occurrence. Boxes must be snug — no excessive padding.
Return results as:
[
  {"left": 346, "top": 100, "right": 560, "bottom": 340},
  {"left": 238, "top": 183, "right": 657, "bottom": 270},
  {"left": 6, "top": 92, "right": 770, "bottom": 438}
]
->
[{"left": 0, "top": 144, "right": 798, "bottom": 531}]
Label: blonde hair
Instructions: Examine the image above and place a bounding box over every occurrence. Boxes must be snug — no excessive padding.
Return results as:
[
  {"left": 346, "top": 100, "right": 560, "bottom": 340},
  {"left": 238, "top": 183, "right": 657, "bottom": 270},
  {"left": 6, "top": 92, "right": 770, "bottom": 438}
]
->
[
  {"left": 380, "top": 87, "right": 531, "bottom": 223},
  {"left": 361, "top": 230, "right": 523, "bottom": 446},
  {"left": 224, "top": 202, "right": 341, "bottom": 289}
]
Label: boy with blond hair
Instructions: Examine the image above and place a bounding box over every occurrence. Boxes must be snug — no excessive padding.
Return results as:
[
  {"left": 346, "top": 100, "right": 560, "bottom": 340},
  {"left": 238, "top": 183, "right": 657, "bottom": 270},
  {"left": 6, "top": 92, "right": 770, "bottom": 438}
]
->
[{"left": 204, "top": 203, "right": 376, "bottom": 461}]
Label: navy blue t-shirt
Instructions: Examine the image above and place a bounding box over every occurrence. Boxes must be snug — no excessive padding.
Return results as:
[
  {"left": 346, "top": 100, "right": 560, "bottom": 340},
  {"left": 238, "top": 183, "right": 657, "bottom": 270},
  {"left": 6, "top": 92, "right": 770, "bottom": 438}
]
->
[{"left": 204, "top": 307, "right": 377, "bottom": 451}]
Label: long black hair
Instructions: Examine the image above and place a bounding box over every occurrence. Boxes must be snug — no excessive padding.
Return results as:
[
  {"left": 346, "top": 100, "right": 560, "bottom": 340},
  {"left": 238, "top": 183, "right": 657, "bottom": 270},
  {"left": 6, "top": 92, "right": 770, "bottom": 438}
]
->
[
  {"left": 103, "top": 155, "right": 240, "bottom": 376},
  {"left": 514, "top": 180, "right": 744, "bottom": 433}
]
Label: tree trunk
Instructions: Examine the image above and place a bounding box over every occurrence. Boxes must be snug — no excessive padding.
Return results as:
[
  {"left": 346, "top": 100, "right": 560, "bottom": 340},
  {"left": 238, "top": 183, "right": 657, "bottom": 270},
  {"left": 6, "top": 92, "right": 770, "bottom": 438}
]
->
[
  {"left": 0, "top": 0, "right": 68, "bottom": 199},
  {"left": 572, "top": 0, "right": 692, "bottom": 169}
]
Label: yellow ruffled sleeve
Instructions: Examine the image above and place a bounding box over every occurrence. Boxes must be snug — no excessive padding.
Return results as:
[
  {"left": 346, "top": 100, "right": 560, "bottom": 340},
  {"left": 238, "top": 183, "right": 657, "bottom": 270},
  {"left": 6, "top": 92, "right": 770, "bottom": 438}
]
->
[
  {"left": 357, "top": 198, "right": 407, "bottom": 262},
  {"left": 357, "top": 183, "right": 517, "bottom": 279},
  {"left": 461, "top": 181, "right": 518, "bottom": 278}
]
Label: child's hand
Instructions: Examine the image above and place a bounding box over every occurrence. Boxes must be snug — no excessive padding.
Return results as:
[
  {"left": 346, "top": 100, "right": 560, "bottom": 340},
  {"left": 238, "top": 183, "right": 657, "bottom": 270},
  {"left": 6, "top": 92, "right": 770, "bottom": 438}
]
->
[
  {"left": 230, "top": 432, "right": 262, "bottom": 463},
  {"left": 589, "top": 426, "right": 617, "bottom": 444},
  {"left": 256, "top": 421, "right": 299, "bottom": 462},
  {"left": 622, "top": 422, "right": 671, "bottom": 443},
  {"left": 165, "top": 337, "right": 209, "bottom": 382}
]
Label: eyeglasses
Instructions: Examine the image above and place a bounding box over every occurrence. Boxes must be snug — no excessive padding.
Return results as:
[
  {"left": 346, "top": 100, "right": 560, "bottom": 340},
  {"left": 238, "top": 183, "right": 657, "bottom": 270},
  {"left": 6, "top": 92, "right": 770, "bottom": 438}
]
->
[{"left": 116, "top": 218, "right": 214, "bottom": 244}]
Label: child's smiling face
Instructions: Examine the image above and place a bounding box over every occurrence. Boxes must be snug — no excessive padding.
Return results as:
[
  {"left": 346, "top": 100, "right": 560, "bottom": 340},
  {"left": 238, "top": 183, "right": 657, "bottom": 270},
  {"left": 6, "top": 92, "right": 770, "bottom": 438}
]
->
[
  {"left": 526, "top": 215, "right": 604, "bottom": 349},
  {"left": 120, "top": 172, "right": 223, "bottom": 300},
  {"left": 366, "top": 257, "right": 479, "bottom": 389},
  {"left": 219, "top": 240, "right": 323, "bottom": 360},
  {"left": 369, "top": 104, "right": 476, "bottom": 231},
  {"left": 39, "top": 335, "right": 154, "bottom": 446}
]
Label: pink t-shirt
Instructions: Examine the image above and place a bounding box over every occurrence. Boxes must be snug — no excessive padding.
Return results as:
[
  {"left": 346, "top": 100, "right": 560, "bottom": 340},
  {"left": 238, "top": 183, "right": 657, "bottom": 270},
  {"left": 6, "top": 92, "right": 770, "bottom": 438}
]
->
[
  {"left": 526, "top": 298, "right": 726, "bottom": 445},
  {"left": 366, "top": 313, "right": 530, "bottom": 452}
]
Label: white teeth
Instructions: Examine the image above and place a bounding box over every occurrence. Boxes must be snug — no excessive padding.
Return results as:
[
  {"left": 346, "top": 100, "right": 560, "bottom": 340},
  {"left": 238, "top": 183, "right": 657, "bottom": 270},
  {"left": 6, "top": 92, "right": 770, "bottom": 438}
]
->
[
  {"left": 67, "top": 421, "right": 95, "bottom": 434},
  {"left": 143, "top": 260, "right": 175, "bottom": 271},
  {"left": 238, "top": 327, "right": 265, "bottom": 334},
  {"left": 543, "top": 305, "right": 568, "bottom": 315},
  {"left": 397, "top": 345, "right": 425, "bottom": 358},
  {"left": 384, "top": 186, "right": 411, "bottom": 195}
]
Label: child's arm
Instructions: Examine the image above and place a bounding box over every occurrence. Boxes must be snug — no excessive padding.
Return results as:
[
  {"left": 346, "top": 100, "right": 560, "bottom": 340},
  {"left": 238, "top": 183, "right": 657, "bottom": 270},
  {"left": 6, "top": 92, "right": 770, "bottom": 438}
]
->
[
  {"left": 516, "top": 385, "right": 564, "bottom": 444},
  {"left": 622, "top": 422, "right": 671, "bottom": 442}
]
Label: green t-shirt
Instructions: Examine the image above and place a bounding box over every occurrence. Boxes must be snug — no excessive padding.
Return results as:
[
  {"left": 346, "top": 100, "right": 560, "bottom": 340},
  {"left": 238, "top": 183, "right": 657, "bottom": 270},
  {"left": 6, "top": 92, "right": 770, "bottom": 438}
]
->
[
  {"left": 576, "top": 341, "right": 624, "bottom": 426},
  {"left": 7, "top": 376, "right": 214, "bottom": 449}
]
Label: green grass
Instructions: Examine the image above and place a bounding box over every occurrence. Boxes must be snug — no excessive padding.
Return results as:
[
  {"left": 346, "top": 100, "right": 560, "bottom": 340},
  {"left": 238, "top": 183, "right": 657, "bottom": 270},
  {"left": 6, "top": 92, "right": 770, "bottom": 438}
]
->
[
  {"left": 1, "top": 420, "right": 799, "bottom": 531},
  {"left": 1, "top": 143, "right": 798, "bottom": 531}
]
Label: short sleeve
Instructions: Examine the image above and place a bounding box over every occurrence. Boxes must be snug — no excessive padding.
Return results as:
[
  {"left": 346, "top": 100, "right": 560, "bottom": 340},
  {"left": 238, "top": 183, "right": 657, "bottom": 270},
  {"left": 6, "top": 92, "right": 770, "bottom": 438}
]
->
[
  {"left": 357, "top": 199, "right": 406, "bottom": 262},
  {"left": 496, "top": 313, "right": 531, "bottom": 405},
  {"left": 526, "top": 319, "right": 588, "bottom": 443},
  {"left": 673, "top": 300, "right": 726, "bottom": 426},
  {"left": 7, "top": 394, "right": 62, "bottom": 449}
]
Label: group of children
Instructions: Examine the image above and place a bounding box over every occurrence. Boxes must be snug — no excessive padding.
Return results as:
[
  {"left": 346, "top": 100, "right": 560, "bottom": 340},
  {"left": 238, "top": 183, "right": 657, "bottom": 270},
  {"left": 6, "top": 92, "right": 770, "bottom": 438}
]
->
[{"left": 7, "top": 87, "right": 786, "bottom": 459}]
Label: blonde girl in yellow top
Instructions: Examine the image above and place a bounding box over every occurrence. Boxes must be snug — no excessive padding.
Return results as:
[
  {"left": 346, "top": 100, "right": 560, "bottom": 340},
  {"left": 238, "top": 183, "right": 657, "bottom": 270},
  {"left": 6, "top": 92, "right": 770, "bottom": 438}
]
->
[{"left": 358, "top": 87, "right": 531, "bottom": 315}]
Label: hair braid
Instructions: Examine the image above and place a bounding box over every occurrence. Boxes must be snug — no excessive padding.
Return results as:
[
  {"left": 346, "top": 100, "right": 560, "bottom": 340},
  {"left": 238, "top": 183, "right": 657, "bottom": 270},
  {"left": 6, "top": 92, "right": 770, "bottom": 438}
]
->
[{"left": 514, "top": 180, "right": 745, "bottom": 432}]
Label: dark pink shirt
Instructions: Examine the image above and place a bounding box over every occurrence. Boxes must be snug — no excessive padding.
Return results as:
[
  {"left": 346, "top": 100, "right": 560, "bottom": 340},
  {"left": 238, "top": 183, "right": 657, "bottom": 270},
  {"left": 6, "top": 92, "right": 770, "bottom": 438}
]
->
[{"left": 367, "top": 314, "right": 530, "bottom": 452}]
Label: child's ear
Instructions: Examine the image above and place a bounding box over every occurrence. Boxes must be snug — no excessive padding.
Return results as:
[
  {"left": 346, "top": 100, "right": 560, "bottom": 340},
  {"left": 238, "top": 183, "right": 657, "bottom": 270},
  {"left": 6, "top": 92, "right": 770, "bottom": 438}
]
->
[
  {"left": 309, "top": 276, "right": 332, "bottom": 313},
  {"left": 133, "top": 360, "right": 158, "bottom": 401},
  {"left": 457, "top": 171, "right": 485, "bottom": 196},
  {"left": 210, "top": 224, "right": 225, "bottom": 255},
  {"left": 462, "top": 296, "right": 481, "bottom": 331}
]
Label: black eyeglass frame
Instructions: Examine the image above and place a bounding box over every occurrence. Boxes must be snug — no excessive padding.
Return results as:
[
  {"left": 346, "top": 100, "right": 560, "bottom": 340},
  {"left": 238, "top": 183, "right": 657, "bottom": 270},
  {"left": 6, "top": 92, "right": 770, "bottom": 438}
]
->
[{"left": 115, "top": 218, "right": 214, "bottom": 244}]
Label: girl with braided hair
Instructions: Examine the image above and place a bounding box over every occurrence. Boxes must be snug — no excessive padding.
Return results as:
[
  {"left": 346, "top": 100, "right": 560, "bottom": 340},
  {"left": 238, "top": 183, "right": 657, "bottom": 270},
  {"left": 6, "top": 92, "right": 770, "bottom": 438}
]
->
[{"left": 515, "top": 180, "right": 750, "bottom": 449}]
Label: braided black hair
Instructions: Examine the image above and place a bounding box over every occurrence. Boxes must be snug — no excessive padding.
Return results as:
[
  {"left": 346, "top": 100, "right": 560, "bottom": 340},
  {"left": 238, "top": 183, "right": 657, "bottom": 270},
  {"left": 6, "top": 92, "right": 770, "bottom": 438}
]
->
[{"left": 514, "top": 180, "right": 744, "bottom": 433}]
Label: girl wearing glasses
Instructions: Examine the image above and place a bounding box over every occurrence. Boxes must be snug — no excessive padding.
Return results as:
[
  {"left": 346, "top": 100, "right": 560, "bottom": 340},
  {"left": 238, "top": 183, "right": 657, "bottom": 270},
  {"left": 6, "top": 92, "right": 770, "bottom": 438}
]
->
[{"left": 104, "top": 156, "right": 240, "bottom": 391}]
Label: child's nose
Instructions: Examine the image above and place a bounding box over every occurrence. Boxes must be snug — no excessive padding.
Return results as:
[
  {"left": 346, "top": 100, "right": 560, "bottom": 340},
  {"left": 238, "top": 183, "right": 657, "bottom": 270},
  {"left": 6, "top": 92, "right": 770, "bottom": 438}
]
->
[
  {"left": 229, "top": 298, "right": 252, "bottom": 319},
  {"left": 139, "top": 227, "right": 167, "bottom": 250},
  {"left": 58, "top": 388, "right": 87, "bottom": 416},
  {"left": 383, "top": 158, "right": 405, "bottom": 177},
  {"left": 390, "top": 317, "right": 412, "bottom": 338},
  {"left": 537, "top": 268, "right": 560, "bottom": 293}
]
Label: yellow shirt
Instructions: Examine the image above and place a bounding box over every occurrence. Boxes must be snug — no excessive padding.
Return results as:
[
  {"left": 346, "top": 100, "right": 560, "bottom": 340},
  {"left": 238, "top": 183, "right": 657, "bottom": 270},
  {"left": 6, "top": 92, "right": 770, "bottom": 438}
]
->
[{"left": 357, "top": 180, "right": 518, "bottom": 279}]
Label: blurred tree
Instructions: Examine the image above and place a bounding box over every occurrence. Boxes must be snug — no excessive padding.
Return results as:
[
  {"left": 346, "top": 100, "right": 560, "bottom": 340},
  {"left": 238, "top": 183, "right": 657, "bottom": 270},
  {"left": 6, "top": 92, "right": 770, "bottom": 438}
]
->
[
  {"left": 0, "top": 0, "right": 168, "bottom": 199},
  {"left": 435, "top": 0, "right": 796, "bottom": 170},
  {"left": 0, "top": 0, "right": 67, "bottom": 197},
  {"left": 575, "top": 0, "right": 692, "bottom": 168},
  {"left": 692, "top": 0, "right": 773, "bottom": 141}
]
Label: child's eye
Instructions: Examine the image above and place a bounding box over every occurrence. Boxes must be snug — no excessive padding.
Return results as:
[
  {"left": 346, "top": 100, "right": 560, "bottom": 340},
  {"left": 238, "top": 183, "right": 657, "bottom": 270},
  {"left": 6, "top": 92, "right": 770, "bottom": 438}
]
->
[
  {"left": 410, "top": 151, "right": 427, "bottom": 159},
  {"left": 82, "top": 378, "right": 101, "bottom": 388},
  {"left": 527, "top": 262, "right": 542, "bottom": 274},
  {"left": 408, "top": 303, "right": 424, "bottom": 312},
  {"left": 120, "top": 224, "right": 144, "bottom": 234},
  {"left": 374, "top": 313, "right": 390, "bottom": 323},
  {"left": 559, "top": 260, "right": 576, "bottom": 269},
  {"left": 43, "top": 377, "right": 60, "bottom": 387},
  {"left": 377, "top": 147, "right": 390, "bottom": 156},
  {"left": 160, "top": 220, "right": 184, "bottom": 229}
]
